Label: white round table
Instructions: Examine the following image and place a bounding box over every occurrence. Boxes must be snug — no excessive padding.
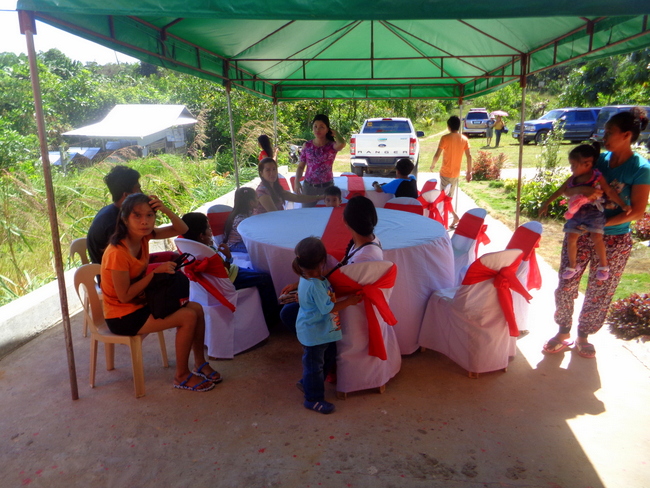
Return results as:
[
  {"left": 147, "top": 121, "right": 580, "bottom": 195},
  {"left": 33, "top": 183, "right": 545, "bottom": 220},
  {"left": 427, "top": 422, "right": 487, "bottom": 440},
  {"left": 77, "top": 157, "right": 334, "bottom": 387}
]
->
[{"left": 238, "top": 207, "right": 455, "bottom": 354}]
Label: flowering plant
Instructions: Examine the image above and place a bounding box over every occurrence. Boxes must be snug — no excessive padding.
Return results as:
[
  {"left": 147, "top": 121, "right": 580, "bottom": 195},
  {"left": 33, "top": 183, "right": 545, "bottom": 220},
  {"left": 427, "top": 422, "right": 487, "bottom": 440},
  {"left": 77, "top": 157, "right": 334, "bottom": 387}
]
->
[{"left": 607, "top": 293, "right": 650, "bottom": 340}]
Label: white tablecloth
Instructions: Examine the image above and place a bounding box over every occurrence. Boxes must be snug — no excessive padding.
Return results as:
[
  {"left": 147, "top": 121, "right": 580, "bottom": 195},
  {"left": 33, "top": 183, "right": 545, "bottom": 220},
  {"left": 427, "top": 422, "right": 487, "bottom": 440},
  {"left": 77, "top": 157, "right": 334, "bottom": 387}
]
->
[
  {"left": 238, "top": 207, "right": 455, "bottom": 354},
  {"left": 332, "top": 176, "right": 394, "bottom": 207}
]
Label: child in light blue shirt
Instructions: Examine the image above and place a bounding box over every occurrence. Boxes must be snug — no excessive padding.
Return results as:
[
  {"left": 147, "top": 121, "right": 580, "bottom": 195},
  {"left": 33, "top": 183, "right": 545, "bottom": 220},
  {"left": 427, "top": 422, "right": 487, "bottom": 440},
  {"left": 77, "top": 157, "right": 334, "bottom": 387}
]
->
[{"left": 293, "top": 237, "right": 362, "bottom": 414}]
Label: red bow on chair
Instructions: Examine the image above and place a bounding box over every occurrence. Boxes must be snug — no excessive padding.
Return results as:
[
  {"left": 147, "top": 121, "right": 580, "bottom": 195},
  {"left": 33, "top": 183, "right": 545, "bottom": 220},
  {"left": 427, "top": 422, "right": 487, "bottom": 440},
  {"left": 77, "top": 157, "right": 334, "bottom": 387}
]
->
[
  {"left": 182, "top": 255, "right": 236, "bottom": 312},
  {"left": 506, "top": 227, "right": 542, "bottom": 290},
  {"left": 328, "top": 264, "right": 398, "bottom": 360},
  {"left": 461, "top": 256, "right": 532, "bottom": 337},
  {"left": 419, "top": 191, "right": 453, "bottom": 228},
  {"left": 455, "top": 213, "right": 491, "bottom": 255}
]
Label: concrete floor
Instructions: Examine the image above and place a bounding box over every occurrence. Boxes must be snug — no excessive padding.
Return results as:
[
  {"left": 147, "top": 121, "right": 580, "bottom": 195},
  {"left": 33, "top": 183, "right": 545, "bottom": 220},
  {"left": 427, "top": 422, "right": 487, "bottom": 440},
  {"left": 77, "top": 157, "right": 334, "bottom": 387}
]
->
[{"left": 1, "top": 175, "right": 649, "bottom": 488}]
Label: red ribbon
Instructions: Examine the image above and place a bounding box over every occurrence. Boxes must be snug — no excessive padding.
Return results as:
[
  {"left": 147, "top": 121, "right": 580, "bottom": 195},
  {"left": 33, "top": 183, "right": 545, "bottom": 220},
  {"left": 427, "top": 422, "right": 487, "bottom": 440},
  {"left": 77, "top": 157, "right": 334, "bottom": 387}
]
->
[
  {"left": 320, "top": 206, "right": 352, "bottom": 262},
  {"left": 506, "top": 226, "right": 542, "bottom": 290},
  {"left": 208, "top": 211, "right": 230, "bottom": 236},
  {"left": 182, "top": 255, "right": 236, "bottom": 312},
  {"left": 343, "top": 175, "right": 366, "bottom": 199},
  {"left": 328, "top": 264, "right": 398, "bottom": 360},
  {"left": 277, "top": 175, "right": 290, "bottom": 192},
  {"left": 420, "top": 191, "right": 453, "bottom": 228},
  {"left": 461, "top": 256, "right": 532, "bottom": 337},
  {"left": 454, "top": 213, "right": 491, "bottom": 255},
  {"left": 419, "top": 179, "right": 437, "bottom": 194},
  {"left": 385, "top": 200, "right": 424, "bottom": 215}
]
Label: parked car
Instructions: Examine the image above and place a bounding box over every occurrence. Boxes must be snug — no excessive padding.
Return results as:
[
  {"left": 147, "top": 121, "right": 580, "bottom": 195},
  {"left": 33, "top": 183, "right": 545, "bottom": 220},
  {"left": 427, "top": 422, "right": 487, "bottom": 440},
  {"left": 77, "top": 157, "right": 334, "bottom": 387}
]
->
[
  {"left": 513, "top": 107, "right": 601, "bottom": 144},
  {"left": 462, "top": 108, "right": 490, "bottom": 136},
  {"left": 591, "top": 105, "right": 650, "bottom": 145},
  {"left": 349, "top": 117, "right": 424, "bottom": 176}
]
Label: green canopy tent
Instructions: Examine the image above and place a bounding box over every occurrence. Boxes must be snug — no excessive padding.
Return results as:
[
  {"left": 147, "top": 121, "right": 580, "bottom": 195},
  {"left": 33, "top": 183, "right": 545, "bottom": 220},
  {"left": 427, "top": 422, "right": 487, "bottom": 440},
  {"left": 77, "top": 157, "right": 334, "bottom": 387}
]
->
[{"left": 14, "top": 1, "right": 650, "bottom": 399}]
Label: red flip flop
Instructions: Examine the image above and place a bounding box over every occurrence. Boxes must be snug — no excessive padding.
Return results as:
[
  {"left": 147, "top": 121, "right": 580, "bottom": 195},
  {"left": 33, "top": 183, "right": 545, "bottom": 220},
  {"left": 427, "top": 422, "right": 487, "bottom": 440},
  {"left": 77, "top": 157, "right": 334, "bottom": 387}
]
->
[{"left": 575, "top": 342, "right": 596, "bottom": 359}]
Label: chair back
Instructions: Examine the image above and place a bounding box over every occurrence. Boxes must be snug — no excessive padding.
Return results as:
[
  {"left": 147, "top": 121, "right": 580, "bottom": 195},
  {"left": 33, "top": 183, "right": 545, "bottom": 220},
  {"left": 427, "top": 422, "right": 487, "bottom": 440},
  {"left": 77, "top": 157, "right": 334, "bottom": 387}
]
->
[
  {"left": 506, "top": 221, "right": 543, "bottom": 291},
  {"left": 277, "top": 174, "right": 290, "bottom": 191},
  {"left": 338, "top": 260, "right": 395, "bottom": 286},
  {"left": 384, "top": 197, "right": 424, "bottom": 215},
  {"left": 290, "top": 175, "right": 305, "bottom": 192},
  {"left": 451, "top": 208, "right": 489, "bottom": 285},
  {"left": 69, "top": 237, "right": 90, "bottom": 265},
  {"left": 207, "top": 205, "right": 232, "bottom": 239},
  {"left": 419, "top": 179, "right": 437, "bottom": 198},
  {"left": 74, "top": 264, "right": 105, "bottom": 333}
]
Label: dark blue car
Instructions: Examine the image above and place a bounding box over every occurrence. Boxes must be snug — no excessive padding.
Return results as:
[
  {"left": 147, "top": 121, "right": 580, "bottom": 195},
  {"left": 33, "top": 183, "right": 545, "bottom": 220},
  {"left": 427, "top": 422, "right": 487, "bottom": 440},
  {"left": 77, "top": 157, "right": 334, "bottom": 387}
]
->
[{"left": 513, "top": 107, "right": 601, "bottom": 144}]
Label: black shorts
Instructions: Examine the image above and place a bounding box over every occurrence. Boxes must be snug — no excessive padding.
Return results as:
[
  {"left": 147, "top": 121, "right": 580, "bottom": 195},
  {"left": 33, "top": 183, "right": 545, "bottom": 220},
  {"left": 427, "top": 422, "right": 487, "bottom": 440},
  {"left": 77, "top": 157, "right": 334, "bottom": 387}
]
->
[{"left": 105, "top": 305, "right": 151, "bottom": 336}]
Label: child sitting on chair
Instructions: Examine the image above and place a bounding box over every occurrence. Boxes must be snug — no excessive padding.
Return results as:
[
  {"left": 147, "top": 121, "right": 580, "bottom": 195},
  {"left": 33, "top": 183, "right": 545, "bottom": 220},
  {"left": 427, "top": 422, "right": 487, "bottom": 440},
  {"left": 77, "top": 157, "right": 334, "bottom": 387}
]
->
[
  {"left": 372, "top": 158, "right": 418, "bottom": 198},
  {"left": 539, "top": 143, "right": 630, "bottom": 281},
  {"left": 323, "top": 186, "right": 343, "bottom": 207},
  {"left": 181, "top": 212, "right": 279, "bottom": 327},
  {"left": 224, "top": 187, "right": 258, "bottom": 253},
  {"left": 293, "top": 237, "right": 362, "bottom": 414}
]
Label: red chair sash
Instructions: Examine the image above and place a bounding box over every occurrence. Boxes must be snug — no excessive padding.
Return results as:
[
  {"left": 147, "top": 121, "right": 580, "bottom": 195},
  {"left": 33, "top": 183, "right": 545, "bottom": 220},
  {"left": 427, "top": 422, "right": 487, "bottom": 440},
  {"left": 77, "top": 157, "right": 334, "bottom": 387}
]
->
[
  {"left": 506, "top": 227, "right": 542, "bottom": 290},
  {"left": 422, "top": 191, "right": 453, "bottom": 228},
  {"left": 277, "top": 176, "right": 290, "bottom": 191},
  {"left": 419, "top": 179, "right": 437, "bottom": 195},
  {"left": 208, "top": 211, "right": 230, "bottom": 236},
  {"left": 320, "top": 207, "right": 352, "bottom": 262},
  {"left": 454, "top": 213, "right": 491, "bottom": 255},
  {"left": 328, "top": 264, "right": 398, "bottom": 360},
  {"left": 343, "top": 175, "right": 366, "bottom": 198},
  {"left": 385, "top": 200, "right": 424, "bottom": 215},
  {"left": 182, "top": 255, "right": 236, "bottom": 312},
  {"left": 461, "top": 256, "right": 532, "bottom": 337}
]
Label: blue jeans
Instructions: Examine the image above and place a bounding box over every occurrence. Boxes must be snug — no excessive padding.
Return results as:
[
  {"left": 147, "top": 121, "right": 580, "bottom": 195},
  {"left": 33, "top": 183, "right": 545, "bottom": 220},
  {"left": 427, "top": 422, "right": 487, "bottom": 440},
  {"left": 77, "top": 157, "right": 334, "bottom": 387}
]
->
[
  {"left": 233, "top": 268, "right": 279, "bottom": 327},
  {"left": 301, "top": 342, "right": 337, "bottom": 402},
  {"left": 280, "top": 302, "right": 299, "bottom": 334},
  {"left": 495, "top": 129, "right": 504, "bottom": 147}
]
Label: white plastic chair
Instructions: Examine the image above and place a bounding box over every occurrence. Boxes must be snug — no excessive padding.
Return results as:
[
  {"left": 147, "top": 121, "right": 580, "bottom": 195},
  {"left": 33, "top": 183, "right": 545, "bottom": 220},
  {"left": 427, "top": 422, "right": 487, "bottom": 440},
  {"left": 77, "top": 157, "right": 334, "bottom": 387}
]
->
[
  {"left": 329, "top": 261, "right": 401, "bottom": 398},
  {"left": 74, "top": 264, "right": 168, "bottom": 398},
  {"left": 174, "top": 238, "right": 268, "bottom": 359},
  {"left": 506, "top": 221, "right": 543, "bottom": 332},
  {"left": 450, "top": 208, "right": 489, "bottom": 285},
  {"left": 384, "top": 197, "right": 424, "bottom": 215},
  {"left": 418, "top": 249, "right": 529, "bottom": 378},
  {"left": 69, "top": 237, "right": 100, "bottom": 337}
]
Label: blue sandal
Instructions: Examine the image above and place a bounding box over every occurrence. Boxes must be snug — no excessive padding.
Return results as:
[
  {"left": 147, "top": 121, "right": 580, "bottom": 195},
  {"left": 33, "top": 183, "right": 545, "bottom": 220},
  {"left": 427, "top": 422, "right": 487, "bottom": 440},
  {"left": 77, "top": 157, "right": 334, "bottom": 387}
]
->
[
  {"left": 193, "top": 362, "right": 223, "bottom": 384},
  {"left": 173, "top": 373, "right": 215, "bottom": 392}
]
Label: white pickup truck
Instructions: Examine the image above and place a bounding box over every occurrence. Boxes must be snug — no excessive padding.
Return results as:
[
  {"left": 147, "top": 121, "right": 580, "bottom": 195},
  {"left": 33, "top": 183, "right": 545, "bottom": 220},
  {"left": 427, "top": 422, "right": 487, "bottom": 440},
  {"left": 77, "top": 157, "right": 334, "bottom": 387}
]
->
[{"left": 349, "top": 117, "right": 424, "bottom": 176}]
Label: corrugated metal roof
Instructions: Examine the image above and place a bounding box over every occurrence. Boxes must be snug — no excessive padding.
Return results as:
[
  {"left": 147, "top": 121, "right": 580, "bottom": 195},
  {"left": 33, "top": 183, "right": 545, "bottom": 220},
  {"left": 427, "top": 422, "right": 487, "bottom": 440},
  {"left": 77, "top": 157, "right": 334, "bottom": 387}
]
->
[{"left": 63, "top": 105, "right": 197, "bottom": 139}]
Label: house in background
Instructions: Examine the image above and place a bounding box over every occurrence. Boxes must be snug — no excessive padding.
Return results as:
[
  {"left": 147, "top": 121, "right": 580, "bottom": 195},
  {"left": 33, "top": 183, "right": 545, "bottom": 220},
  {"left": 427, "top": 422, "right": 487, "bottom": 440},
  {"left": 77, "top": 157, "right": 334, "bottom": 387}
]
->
[{"left": 63, "top": 104, "right": 197, "bottom": 156}]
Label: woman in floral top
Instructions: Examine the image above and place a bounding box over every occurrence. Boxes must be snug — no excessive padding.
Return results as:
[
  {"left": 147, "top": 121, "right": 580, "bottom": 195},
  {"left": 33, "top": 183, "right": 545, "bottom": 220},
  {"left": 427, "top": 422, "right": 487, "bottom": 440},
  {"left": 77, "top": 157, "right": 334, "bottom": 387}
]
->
[{"left": 295, "top": 114, "right": 346, "bottom": 207}]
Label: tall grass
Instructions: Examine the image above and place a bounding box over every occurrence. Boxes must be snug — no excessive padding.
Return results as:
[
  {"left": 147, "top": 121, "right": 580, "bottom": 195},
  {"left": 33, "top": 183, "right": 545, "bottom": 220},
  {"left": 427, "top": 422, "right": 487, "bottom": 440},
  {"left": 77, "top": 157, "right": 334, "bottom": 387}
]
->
[{"left": 0, "top": 155, "right": 256, "bottom": 306}]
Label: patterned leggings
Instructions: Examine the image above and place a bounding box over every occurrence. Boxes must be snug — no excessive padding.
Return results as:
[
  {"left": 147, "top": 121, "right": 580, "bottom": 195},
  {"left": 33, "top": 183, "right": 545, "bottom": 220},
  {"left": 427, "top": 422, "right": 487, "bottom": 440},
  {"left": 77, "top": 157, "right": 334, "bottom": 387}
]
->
[{"left": 554, "top": 233, "right": 632, "bottom": 337}]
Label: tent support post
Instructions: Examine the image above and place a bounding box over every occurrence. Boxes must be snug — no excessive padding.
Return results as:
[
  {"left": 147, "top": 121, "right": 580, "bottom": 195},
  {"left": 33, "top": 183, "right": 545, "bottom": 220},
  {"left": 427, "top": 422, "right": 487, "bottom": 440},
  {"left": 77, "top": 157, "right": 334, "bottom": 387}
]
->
[
  {"left": 273, "top": 101, "right": 278, "bottom": 150},
  {"left": 225, "top": 83, "right": 240, "bottom": 188},
  {"left": 456, "top": 96, "right": 464, "bottom": 215},
  {"left": 19, "top": 10, "right": 79, "bottom": 401},
  {"left": 515, "top": 55, "right": 528, "bottom": 228}
]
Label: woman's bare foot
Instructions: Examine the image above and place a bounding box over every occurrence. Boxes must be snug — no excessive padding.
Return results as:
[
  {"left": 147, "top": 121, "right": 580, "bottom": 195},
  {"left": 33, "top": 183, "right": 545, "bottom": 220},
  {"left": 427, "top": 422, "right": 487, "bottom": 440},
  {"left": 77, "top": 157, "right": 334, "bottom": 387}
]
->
[{"left": 193, "top": 361, "right": 223, "bottom": 383}]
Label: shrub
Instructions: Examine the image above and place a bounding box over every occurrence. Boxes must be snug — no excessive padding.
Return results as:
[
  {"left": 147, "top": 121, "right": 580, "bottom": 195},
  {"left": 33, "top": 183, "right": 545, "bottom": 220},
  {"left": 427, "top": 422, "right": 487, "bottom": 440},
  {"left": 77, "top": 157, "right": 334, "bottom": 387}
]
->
[
  {"left": 519, "top": 170, "right": 569, "bottom": 219},
  {"left": 607, "top": 293, "right": 650, "bottom": 340},
  {"left": 470, "top": 151, "right": 506, "bottom": 181},
  {"left": 632, "top": 212, "right": 650, "bottom": 241}
]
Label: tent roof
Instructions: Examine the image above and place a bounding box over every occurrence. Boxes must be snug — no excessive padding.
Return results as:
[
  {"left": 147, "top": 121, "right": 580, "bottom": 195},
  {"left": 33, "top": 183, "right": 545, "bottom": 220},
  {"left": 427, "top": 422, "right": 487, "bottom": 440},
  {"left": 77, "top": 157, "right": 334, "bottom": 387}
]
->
[
  {"left": 62, "top": 104, "right": 196, "bottom": 139},
  {"left": 17, "top": 1, "right": 650, "bottom": 100}
]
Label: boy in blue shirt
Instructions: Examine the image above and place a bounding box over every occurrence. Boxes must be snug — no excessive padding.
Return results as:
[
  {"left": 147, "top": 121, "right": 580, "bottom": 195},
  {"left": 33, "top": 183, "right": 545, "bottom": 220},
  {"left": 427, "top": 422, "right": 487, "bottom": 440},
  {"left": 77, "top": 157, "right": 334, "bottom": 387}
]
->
[{"left": 372, "top": 158, "right": 418, "bottom": 198}]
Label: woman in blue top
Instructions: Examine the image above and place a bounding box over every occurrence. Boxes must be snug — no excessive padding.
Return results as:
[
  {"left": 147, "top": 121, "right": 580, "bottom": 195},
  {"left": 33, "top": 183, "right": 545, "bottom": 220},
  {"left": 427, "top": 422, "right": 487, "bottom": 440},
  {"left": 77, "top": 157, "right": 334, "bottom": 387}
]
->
[{"left": 543, "top": 108, "right": 650, "bottom": 359}]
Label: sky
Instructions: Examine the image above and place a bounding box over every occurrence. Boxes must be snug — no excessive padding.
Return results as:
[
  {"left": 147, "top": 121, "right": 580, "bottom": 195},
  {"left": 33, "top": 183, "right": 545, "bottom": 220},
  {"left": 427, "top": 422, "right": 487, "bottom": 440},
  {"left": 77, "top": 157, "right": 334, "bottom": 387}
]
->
[{"left": 0, "top": 2, "right": 138, "bottom": 64}]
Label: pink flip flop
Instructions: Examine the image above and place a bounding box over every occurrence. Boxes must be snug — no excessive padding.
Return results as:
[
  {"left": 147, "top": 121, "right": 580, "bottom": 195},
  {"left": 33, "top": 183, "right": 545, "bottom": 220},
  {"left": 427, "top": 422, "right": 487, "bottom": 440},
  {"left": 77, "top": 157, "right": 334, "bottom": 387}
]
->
[
  {"left": 542, "top": 337, "right": 574, "bottom": 354},
  {"left": 575, "top": 342, "right": 596, "bottom": 359}
]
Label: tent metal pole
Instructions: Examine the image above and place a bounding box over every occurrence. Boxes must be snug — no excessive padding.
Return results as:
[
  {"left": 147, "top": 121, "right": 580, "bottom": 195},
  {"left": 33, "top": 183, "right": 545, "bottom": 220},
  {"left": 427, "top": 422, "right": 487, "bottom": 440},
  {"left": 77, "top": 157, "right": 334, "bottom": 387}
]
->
[
  {"left": 515, "top": 55, "right": 528, "bottom": 228},
  {"left": 19, "top": 10, "right": 79, "bottom": 400},
  {"left": 273, "top": 102, "right": 278, "bottom": 150},
  {"left": 225, "top": 84, "right": 240, "bottom": 188},
  {"left": 456, "top": 97, "right": 464, "bottom": 214}
]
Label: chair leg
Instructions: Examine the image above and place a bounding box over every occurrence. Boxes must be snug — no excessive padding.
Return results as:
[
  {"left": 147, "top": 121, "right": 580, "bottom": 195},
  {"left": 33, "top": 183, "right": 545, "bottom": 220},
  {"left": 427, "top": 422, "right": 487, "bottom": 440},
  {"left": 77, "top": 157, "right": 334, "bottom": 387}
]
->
[
  {"left": 129, "top": 337, "right": 146, "bottom": 398},
  {"left": 468, "top": 371, "right": 479, "bottom": 379},
  {"left": 105, "top": 343, "right": 115, "bottom": 371},
  {"left": 157, "top": 331, "right": 169, "bottom": 368},
  {"left": 336, "top": 391, "right": 347, "bottom": 400},
  {"left": 378, "top": 384, "right": 386, "bottom": 394},
  {"left": 89, "top": 338, "right": 98, "bottom": 388},
  {"left": 82, "top": 295, "right": 89, "bottom": 337}
]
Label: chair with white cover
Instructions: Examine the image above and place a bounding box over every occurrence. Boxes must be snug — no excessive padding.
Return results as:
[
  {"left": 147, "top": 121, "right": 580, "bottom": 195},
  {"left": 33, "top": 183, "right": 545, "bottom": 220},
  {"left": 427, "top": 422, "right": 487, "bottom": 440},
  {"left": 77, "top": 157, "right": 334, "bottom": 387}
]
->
[
  {"left": 506, "top": 221, "right": 543, "bottom": 332},
  {"left": 419, "top": 183, "right": 453, "bottom": 228},
  {"left": 207, "top": 204, "right": 232, "bottom": 246},
  {"left": 384, "top": 197, "right": 424, "bottom": 215},
  {"left": 450, "top": 208, "right": 490, "bottom": 285},
  {"left": 174, "top": 238, "right": 268, "bottom": 359},
  {"left": 418, "top": 249, "right": 531, "bottom": 378},
  {"left": 74, "top": 264, "right": 169, "bottom": 398},
  {"left": 328, "top": 261, "right": 401, "bottom": 398}
]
